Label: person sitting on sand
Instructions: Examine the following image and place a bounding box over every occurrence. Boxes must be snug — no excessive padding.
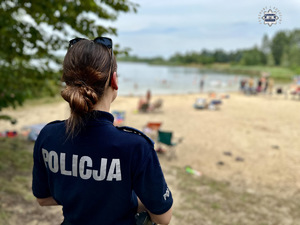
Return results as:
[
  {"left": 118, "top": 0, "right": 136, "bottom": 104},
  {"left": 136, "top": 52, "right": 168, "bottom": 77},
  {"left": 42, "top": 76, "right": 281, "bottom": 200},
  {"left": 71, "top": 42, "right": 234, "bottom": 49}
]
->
[{"left": 138, "top": 90, "right": 151, "bottom": 112}]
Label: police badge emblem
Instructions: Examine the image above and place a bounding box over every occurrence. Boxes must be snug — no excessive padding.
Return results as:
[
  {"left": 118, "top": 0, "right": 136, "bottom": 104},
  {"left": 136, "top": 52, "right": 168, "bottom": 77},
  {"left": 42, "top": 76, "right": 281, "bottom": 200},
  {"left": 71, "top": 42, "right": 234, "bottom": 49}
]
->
[{"left": 258, "top": 7, "right": 282, "bottom": 26}]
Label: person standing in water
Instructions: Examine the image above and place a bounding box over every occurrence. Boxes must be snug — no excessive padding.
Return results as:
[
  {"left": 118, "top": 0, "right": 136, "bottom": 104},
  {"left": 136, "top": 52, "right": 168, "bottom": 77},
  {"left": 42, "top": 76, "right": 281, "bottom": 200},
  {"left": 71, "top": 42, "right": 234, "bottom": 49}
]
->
[{"left": 199, "top": 75, "right": 205, "bottom": 92}]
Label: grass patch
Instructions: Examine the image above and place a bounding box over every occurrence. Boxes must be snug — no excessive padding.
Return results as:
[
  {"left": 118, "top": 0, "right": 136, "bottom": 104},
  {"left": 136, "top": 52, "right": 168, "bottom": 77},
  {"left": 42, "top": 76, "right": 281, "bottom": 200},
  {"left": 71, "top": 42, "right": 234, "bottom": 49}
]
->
[
  {"left": 1, "top": 137, "right": 300, "bottom": 224},
  {"left": 173, "top": 166, "right": 300, "bottom": 225},
  {"left": 0, "top": 210, "right": 9, "bottom": 224},
  {"left": 0, "top": 138, "right": 33, "bottom": 174},
  {"left": 0, "top": 137, "right": 34, "bottom": 223}
]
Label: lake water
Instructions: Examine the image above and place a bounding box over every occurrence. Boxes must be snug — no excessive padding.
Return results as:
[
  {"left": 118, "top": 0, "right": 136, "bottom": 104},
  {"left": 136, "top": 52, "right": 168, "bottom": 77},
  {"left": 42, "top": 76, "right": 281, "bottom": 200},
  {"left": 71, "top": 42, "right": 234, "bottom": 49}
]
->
[{"left": 117, "top": 62, "right": 245, "bottom": 96}]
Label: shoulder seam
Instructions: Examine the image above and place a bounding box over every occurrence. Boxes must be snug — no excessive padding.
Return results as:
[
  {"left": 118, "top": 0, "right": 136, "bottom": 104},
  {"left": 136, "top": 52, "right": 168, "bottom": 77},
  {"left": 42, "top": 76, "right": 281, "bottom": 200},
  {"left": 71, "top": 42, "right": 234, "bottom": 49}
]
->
[{"left": 116, "top": 126, "right": 154, "bottom": 146}]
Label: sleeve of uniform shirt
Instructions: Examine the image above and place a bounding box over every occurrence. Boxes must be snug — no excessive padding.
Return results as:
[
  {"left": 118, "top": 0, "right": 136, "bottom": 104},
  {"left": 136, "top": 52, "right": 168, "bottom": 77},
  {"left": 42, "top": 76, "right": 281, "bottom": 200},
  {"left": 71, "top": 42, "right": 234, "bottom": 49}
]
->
[
  {"left": 32, "top": 130, "right": 51, "bottom": 198},
  {"left": 132, "top": 143, "right": 173, "bottom": 215}
]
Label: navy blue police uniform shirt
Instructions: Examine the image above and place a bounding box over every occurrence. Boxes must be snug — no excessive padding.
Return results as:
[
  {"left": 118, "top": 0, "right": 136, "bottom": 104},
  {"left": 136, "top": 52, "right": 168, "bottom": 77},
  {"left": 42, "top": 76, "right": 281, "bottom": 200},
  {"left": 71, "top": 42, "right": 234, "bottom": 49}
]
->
[{"left": 32, "top": 111, "right": 173, "bottom": 225}]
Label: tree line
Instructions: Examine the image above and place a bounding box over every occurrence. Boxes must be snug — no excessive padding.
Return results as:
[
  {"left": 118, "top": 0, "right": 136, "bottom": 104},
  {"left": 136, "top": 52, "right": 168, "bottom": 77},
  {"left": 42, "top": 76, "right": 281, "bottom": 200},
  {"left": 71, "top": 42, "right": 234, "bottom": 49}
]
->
[{"left": 120, "top": 29, "right": 300, "bottom": 71}]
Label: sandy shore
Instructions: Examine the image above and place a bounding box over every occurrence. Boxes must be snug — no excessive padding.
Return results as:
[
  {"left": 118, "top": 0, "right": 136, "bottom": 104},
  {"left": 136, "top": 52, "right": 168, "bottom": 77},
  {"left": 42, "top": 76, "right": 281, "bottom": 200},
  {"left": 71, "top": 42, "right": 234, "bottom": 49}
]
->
[
  {"left": 1, "top": 92, "right": 300, "bottom": 225},
  {"left": 1, "top": 92, "right": 300, "bottom": 193}
]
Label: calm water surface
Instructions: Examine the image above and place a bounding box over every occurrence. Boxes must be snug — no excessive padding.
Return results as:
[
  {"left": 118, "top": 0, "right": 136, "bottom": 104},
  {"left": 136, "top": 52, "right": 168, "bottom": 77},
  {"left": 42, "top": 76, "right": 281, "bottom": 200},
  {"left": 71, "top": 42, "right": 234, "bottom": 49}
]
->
[{"left": 117, "top": 62, "right": 245, "bottom": 96}]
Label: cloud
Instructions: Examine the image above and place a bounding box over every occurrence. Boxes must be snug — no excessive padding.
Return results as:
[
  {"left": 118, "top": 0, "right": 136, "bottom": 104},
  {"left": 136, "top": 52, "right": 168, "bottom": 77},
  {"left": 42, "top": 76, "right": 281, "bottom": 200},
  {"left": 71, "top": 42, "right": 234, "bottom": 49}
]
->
[{"left": 113, "top": 0, "right": 300, "bottom": 58}]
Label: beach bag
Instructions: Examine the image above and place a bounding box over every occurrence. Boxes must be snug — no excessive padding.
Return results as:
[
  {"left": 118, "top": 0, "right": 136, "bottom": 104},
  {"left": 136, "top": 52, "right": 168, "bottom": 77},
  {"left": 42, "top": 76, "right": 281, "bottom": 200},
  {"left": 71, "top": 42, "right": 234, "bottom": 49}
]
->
[{"left": 194, "top": 98, "right": 207, "bottom": 109}]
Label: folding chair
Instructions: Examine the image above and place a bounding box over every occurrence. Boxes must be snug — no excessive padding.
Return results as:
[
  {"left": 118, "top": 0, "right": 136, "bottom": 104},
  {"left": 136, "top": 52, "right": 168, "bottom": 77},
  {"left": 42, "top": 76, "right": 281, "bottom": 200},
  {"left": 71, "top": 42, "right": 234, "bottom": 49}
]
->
[
  {"left": 157, "top": 130, "right": 181, "bottom": 159},
  {"left": 147, "top": 122, "right": 162, "bottom": 130},
  {"left": 148, "top": 99, "right": 163, "bottom": 112}
]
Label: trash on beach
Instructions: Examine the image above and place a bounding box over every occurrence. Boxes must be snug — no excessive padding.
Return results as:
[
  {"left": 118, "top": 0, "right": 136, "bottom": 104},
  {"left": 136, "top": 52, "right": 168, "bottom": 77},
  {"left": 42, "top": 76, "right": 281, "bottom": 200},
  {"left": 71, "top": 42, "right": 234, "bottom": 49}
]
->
[
  {"left": 185, "top": 166, "right": 202, "bottom": 177},
  {"left": 223, "top": 151, "right": 232, "bottom": 156},
  {"left": 156, "top": 147, "right": 168, "bottom": 154},
  {"left": 235, "top": 157, "right": 244, "bottom": 162},
  {"left": 271, "top": 145, "right": 280, "bottom": 150},
  {"left": 217, "top": 161, "right": 225, "bottom": 166}
]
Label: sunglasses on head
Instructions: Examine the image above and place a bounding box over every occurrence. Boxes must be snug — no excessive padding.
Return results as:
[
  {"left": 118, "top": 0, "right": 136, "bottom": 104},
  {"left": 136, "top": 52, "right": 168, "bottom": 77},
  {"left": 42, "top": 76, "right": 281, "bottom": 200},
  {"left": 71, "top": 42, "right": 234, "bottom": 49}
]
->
[{"left": 68, "top": 37, "right": 114, "bottom": 86}]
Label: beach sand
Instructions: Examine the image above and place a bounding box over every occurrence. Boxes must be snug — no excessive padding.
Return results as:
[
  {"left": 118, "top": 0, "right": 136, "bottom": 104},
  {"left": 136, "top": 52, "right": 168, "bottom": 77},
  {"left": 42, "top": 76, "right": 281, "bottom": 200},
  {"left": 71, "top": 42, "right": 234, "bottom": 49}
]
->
[{"left": 1, "top": 92, "right": 300, "bottom": 224}]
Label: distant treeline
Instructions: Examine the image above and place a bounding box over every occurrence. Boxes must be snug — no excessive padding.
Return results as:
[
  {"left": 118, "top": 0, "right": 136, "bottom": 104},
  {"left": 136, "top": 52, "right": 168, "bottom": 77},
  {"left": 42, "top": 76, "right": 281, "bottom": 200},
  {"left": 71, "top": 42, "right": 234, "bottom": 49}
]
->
[{"left": 119, "top": 29, "right": 300, "bottom": 74}]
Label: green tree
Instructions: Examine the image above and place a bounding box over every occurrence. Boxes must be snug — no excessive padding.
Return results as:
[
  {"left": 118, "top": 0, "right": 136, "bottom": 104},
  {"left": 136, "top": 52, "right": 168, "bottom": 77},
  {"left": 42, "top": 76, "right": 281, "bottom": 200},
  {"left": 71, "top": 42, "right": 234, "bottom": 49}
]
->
[
  {"left": 213, "top": 49, "right": 229, "bottom": 63},
  {"left": 228, "top": 50, "right": 243, "bottom": 64},
  {"left": 0, "top": 0, "right": 138, "bottom": 121},
  {"left": 240, "top": 47, "right": 266, "bottom": 66},
  {"left": 271, "top": 31, "right": 289, "bottom": 65},
  {"left": 169, "top": 52, "right": 186, "bottom": 64},
  {"left": 287, "top": 29, "right": 300, "bottom": 68}
]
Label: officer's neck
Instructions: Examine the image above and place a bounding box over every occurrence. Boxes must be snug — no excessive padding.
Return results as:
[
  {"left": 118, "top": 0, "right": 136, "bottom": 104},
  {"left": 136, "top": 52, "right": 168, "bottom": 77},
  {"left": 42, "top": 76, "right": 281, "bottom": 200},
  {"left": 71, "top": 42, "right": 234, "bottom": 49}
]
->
[
  {"left": 93, "top": 100, "right": 110, "bottom": 112},
  {"left": 93, "top": 89, "right": 116, "bottom": 113}
]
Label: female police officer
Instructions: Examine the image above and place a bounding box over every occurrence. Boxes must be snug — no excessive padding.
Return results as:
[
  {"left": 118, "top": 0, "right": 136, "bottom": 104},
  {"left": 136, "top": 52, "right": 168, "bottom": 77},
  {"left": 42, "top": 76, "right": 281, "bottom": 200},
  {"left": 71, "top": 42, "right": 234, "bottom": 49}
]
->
[{"left": 32, "top": 37, "right": 173, "bottom": 225}]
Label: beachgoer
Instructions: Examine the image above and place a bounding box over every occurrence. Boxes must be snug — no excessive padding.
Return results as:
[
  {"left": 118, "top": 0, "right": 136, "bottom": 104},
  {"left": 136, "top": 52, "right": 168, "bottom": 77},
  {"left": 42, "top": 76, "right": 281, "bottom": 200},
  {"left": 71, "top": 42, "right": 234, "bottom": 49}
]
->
[
  {"left": 199, "top": 76, "right": 205, "bottom": 92},
  {"left": 240, "top": 78, "right": 247, "bottom": 92},
  {"left": 32, "top": 37, "right": 173, "bottom": 225},
  {"left": 138, "top": 90, "right": 152, "bottom": 112},
  {"left": 256, "top": 78, "right": 263, "bottom": 93},
  {"left": 264, "top": 77, "right": 269, "bottom": 93},
  {"left": 247, "top": 77, "right": 254, "bottom": 95},
  {"left": 268, "top": 78, "right": 274, "bottom": 95}
]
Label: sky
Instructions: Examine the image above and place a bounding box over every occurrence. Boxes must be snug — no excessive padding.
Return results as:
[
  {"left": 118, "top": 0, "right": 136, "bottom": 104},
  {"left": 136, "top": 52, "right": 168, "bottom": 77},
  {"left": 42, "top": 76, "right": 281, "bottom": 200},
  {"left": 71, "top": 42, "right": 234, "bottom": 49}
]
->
[{"left": 110, "top": 0, "right": 300, "bottom": 59}]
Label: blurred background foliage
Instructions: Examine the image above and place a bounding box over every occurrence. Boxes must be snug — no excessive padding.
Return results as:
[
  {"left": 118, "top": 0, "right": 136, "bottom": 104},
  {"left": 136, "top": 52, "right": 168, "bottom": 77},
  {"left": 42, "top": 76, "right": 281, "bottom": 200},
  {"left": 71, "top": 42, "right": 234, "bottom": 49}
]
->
[{"left": 0, "top": 0, "right": 138, "bottom": 117}]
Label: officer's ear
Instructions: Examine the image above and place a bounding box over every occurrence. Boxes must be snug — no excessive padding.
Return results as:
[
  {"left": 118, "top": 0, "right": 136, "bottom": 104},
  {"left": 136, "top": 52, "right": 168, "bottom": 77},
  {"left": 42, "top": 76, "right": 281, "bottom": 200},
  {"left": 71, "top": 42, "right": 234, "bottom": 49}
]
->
[{"left": 111, "top": 72, "right": 118, "bottom": 90}]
